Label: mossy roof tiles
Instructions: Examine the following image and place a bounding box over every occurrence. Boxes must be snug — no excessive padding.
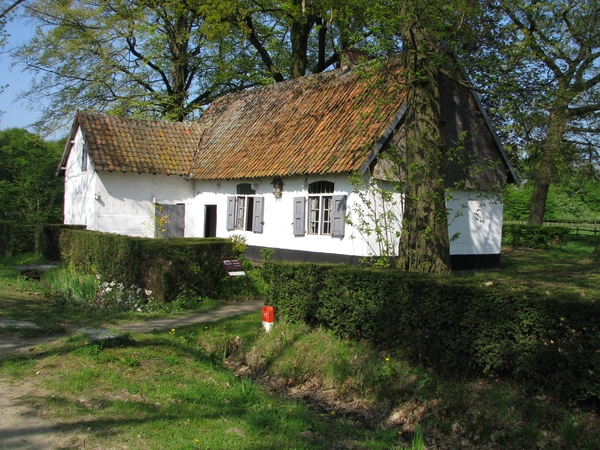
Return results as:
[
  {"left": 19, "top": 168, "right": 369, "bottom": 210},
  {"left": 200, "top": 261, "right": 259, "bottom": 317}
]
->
[
  {"left": 75, "top": 112, "right": 203, "bottom": 176},
  {"left": 65, "top": 64, "right": 407, "bottom": 179},
  {"left": 190, "top": 65, "right": 406, "bottom": 180}
]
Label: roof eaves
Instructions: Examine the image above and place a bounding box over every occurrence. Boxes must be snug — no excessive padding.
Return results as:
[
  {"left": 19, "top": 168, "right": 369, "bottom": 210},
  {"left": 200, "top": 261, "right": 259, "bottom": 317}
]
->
[
  {"left": 359, "top": 103, "right": 407, "bottom": 176},
  {"left": 450, "top": 51, "right": 519, "bottom": 185},
  {"left": 56, "top": 110, "right": 84, "bottom": 177}
]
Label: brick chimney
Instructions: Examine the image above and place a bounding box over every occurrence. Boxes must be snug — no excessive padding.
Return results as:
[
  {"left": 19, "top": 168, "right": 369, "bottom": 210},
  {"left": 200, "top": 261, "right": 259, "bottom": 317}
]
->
[{"left": 340, "top": 48, "right": 369, "bottom": 69}]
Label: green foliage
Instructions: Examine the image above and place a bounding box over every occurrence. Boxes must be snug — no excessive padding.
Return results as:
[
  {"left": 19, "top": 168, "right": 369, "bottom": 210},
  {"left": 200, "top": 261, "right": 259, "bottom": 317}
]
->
[
  {"left": 265, "top": 261, "right": 600, "bottom": 405},
  {"left": 346, "top": 172, "right": 401, "bottom": 267},
  {"left": 504, "top": 181, "right": 600, "bottom": 223},
  {"left": 0, "top": 128, "right": 63, "bottom": 223},
  {"left": 59, "top": 230, "right": 236, "bottom": 302},
  {"left": 15, "top": 0, "right": 265, "bottom": 131},
  {"left": 0, "top": 222, "right": 84, "bottom": 261},
  {"left": 503, "top": 224, "right": 570, "bottom": 249}
]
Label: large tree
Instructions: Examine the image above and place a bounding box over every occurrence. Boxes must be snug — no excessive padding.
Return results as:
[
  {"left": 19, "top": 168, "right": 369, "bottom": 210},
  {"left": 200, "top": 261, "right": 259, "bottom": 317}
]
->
[
  {"left": 203, "top": 0, "right": 370, "bottom": 81},
  {"left": 364, "top": 0, "right": 481, "bottom": 273},
  {"left": 394, "top": 3, "right": 451, "bottom": 273},
  {"left": 14, "top": 0, "right": 265, "bottom": 132},
  {"left": 0, "top": 128, "right": 63, "bottom": 223},
  {"left": 470, "top": 0, "right": 600, "bottom": 226},
  {"left": 14, "top": 0, "right": 374, "bottom": 131}
]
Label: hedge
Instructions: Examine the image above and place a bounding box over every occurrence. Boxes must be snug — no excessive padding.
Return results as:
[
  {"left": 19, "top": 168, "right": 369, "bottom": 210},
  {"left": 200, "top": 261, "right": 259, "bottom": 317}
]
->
[
  {"left": 0, "top": 221, "right": 85, "bottom": 261},
  {"left": 503, "top": 224, "right": 571, "bottom": 249},
  {"left": 264, "top": 262, "right": 600, "bottom": 405},
  {"left": 59, "top": 229, "right": 238, "bottom": 302}
]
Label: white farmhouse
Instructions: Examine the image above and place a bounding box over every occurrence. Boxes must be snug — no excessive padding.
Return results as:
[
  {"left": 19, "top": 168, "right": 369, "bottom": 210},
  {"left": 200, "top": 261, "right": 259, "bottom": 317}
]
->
[{"left": 57, "top": 61, "right": 517, "bottom": 270}]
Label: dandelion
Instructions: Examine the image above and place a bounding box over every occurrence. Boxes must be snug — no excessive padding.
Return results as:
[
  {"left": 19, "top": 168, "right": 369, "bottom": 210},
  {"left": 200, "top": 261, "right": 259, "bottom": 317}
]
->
[{"left": 385, "top": 357, "right": 390, "bottom": 362}]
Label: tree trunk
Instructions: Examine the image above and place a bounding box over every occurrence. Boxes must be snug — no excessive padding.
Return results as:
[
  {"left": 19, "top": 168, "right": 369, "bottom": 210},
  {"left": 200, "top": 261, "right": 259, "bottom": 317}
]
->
[
  {"left": 289, "top": 2, "right": 315, "bottom": 79},
  {"left": 528, "top": 106, "right": 568, "bottom": 225},
  {"left": 397, "top": 17, "right": 451, "bottom": 274},
  {"left": 593, "top": 236, "right": 600, "bottom": 258}
]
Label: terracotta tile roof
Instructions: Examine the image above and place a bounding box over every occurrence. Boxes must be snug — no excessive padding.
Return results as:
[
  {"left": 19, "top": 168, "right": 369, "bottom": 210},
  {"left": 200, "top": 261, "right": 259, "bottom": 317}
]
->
[
  {"left": 189, "top": 64, "right": 406, "bottom": 180},
  {"left": 76, "top": 111, "right": 203, "bottom": 175}
]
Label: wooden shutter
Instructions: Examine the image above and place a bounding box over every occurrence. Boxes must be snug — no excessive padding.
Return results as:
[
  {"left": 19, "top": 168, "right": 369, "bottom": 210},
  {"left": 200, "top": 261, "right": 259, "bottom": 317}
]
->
[
  {"left": 331, "top": 195, "right": 347, "bottom": 237},
  {"left": 166, "top": 204, "right": 185, "bottom": 237},
  {"left": 155, "top": 204, "right": 184, "bottom": 238},
  {"left": 293, "top": 197, "right": 306, "bottom": 236},
  {"left": 253, "top": 196, "right": 264, "bottom": 233},
  {"left": 226, "top": 196, "right": 236, "bottom": 231}
]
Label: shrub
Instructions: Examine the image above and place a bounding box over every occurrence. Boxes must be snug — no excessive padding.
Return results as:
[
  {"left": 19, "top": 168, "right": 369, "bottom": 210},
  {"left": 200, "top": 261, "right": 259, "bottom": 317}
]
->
[
  {"left": 59, "top": 230, "right": 236, "bottom": 302},
  {"left": 503, "top": 224, "right": 570, "bottom": 249}
]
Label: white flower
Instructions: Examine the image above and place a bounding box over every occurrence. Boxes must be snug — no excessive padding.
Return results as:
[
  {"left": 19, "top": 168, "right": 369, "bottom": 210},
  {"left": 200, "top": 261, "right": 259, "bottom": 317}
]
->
[{"left": 145, "top": 289, "right": 152, "bottom": 296}]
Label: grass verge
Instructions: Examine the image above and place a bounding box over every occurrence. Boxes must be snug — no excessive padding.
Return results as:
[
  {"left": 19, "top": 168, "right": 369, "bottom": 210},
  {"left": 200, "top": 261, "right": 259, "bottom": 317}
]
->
[{"left": 0, "top": 236, "right": 598, "bottom": 449}]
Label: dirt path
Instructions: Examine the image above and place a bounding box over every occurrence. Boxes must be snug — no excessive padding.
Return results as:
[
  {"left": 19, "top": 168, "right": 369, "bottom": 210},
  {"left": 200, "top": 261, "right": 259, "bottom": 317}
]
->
[{"left": 0, "top": 379, "right": 86, "bottom": 449}]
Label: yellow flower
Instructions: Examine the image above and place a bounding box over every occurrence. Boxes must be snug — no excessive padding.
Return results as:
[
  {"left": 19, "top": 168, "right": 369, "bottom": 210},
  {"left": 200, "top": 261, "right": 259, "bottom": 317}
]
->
[
  {"left": 331, "top": 411, "right": 335, "bottom": 415},
  {"left": 385, "top": 357, "right": 390, "bottom": 362}
]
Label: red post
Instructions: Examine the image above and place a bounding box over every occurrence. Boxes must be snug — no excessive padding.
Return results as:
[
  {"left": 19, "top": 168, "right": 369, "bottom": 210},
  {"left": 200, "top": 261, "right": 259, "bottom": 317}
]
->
[{"left": 262, "top": 306, "right": 274, "bottom": 332}]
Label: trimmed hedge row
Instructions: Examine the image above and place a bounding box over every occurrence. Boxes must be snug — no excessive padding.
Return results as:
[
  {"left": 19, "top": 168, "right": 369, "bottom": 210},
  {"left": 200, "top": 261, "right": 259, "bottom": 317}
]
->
[
  {"left": 0, "top": 221, "right": 85, "bottom": 261},
  {"left": 59, "top": 229, "right": 238, "bottom": 302},
  {"left": 264, "top": 262, "right": 600, "bottom": 405},
  {"left": 503, "top": 224, "right": 571, "bottom": 248}
]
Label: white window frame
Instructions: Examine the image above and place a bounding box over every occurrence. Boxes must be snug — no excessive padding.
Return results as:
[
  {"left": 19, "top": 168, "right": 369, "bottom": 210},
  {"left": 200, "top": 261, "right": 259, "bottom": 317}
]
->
[
  {"left": 227, "top": 183, "right": 264, "bottom": 233},
  {"left": 308, "top": 195, "right": 333, "bottom": 235}
]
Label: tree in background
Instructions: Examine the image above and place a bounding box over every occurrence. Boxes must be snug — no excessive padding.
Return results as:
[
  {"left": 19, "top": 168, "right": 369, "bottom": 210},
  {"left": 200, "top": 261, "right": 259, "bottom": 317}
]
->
[
  {"left": 0, "top": 128, "right": 63, "bottom": 223},
  {"left": 13, "top": 0, "right": 374, "bottom": 132},
  {"left": 14, "top": 0, "right": 265, "bottom": 132},
  {"left": 467, "top": 0, "right": 600, "bottom": 226},
  {"left": 203, "top": 0, "right": 369, "bottom": 81}
]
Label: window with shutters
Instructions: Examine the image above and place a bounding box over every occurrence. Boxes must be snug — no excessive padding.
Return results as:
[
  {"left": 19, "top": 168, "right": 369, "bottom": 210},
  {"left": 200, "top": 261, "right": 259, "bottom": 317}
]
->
[
  {"left": 308, "top": 181, "right": 334, "bottom": 235},
  {"left": 226, "top": 184, "right": 264, "bottom": 233}
]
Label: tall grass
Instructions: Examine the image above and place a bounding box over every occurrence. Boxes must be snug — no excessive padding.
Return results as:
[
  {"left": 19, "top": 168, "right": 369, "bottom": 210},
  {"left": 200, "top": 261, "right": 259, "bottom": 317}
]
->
[{"left": 43, "top": 268, "right": 97, "bottom": 304}]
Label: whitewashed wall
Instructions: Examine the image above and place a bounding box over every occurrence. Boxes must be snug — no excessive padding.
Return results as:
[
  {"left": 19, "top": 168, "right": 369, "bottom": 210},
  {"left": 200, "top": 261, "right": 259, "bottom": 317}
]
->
[
  {"left": 65, "top": 147, "right": 503, "bottom": 258},
  {"left": 63, "top": 128, "right": 97, "bottom": 229},
  {"left": 188, "top": 177, "right": 502, "bottom": 258},
  {"left": 95, "top": 172, "right": 194, "bottom": 237},
  {"left": 446, "top": 190, "right": 504, "bottom": 255},
  {"left": 189, "top": 174, "right": 380, "bottom": 257}
]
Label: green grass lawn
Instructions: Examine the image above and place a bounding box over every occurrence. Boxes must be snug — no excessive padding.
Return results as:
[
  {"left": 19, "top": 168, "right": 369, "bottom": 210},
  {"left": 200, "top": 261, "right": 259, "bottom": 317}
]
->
[{"left": 0, "top": 236, "right": 599, "bottom": 449}]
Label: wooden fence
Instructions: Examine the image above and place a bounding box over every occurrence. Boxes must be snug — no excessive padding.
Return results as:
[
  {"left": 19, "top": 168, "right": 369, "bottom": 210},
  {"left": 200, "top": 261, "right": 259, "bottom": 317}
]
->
[{"left": 504, "top": 221, "right": 599, "bottom": 236}]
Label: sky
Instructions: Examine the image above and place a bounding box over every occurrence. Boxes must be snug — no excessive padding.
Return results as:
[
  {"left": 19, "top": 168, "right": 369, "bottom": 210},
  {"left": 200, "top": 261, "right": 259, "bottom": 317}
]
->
[{"left": 0, "top": 14, "right": 47, "bottom": 134}]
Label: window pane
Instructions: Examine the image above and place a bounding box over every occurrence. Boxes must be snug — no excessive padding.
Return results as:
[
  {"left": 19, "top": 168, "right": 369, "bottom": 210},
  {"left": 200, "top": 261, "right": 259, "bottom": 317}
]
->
[
  {"left": 236, "top": 183, "right": 256, "bottom": 195},
  {"left": 308, "top": 181, "right": 334, "bottom": 194}
]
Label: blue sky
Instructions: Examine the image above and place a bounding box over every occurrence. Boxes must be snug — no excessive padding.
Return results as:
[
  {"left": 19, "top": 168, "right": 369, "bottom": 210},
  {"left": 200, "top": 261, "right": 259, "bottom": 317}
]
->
[{"left": 0, "top": 15, "right": 46, "bottom": 133}]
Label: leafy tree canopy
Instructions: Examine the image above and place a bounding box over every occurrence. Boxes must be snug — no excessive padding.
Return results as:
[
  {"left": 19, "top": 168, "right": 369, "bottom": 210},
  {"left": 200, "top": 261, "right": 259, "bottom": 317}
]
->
[
  {"left": 0, "top": 127, "right": 63, "bottom": 223},
  {"left": 463, "top": 0, "right": 600, "bottom": 225},
  {"left": 14, "top": 0, "right": 268, "bottom": 133}
]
